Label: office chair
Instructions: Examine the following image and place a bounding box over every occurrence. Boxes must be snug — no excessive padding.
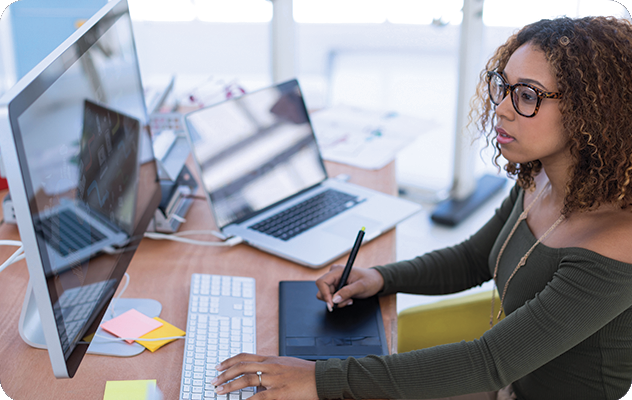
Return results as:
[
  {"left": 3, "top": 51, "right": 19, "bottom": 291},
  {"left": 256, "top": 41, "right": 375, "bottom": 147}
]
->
[{"left": 397, "top": 290, "right": 503, "bottom": 353}]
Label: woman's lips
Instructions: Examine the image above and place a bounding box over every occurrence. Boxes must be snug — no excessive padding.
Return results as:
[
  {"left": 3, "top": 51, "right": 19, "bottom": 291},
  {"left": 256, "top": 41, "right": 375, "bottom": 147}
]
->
[{"left": 496, "top": 127, "right": 515, "bottom": 144}]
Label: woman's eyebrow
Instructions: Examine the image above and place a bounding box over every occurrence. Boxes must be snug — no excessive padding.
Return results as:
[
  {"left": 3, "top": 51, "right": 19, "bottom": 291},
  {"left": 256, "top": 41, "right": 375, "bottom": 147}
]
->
[
  {"left": 501, "top": 71, "right": 549, "bottom": 90},
  {"left": 519, "top": 77, "right": 549, "bottom": 89}
]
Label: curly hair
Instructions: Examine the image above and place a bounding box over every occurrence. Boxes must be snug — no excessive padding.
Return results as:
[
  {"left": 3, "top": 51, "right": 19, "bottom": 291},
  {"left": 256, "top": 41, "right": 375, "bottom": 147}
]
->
[{"left": 473, "top": 16, "right": 632, "bottom": 215}]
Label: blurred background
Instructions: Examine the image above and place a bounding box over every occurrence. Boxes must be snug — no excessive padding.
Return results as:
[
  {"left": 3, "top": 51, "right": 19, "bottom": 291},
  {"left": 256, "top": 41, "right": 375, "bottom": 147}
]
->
[{"left": 0, "top": 0, "right": 630, "bottom": 310}]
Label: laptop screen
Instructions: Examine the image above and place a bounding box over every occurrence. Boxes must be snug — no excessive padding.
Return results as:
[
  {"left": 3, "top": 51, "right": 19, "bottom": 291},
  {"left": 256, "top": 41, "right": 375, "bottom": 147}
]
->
[
  {"left": 186, "top": 79, "right": 327, "bottom": 228},
  {"left": 79, "top": 100, "right": 140, "bottom": 235}
]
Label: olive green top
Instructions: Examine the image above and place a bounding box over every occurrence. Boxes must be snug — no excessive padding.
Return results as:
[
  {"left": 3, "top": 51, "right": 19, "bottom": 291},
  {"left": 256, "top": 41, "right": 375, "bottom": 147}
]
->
[{"left": 315, "top": 184, "right": 632, "bottom": 400}]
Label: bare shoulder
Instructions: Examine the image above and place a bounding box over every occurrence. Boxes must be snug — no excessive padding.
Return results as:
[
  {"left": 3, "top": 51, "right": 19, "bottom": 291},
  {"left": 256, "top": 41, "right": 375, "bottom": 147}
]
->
[{"left": 568, "top": 207, "right": 632, "bottom": 265}]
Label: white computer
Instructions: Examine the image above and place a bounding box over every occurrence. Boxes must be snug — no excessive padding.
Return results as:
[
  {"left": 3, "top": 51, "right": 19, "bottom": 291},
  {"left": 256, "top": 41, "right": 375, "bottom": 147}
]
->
[{"left": 0, "top": 0, "right": 162, "bottom": 378}]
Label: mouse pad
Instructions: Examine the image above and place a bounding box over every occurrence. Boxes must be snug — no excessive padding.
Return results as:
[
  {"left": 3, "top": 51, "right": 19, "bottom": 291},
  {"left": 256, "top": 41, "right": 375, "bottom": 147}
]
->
[{"left": 279, "top": 280, "right": 388, "bottom": 360}]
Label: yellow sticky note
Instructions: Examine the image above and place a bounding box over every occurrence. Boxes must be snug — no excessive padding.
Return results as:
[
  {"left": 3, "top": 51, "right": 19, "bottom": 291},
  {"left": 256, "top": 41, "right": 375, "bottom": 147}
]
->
[
  {"left": 103, "top": 379, "right": 156, "bottom": 400},
  {"left": 136, "top": 317, "right": 185, "bottom": 352}
]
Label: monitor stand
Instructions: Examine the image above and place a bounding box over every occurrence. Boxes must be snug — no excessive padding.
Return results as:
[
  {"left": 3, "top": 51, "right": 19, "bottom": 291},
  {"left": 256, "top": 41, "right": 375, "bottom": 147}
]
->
[{"left": 18, "top": 279, "right": 162, "bottom": 357}]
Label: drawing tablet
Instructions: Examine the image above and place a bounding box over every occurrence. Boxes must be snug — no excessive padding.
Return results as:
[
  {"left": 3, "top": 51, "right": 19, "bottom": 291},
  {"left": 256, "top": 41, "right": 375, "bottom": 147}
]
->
[{"left": 278, "top": 280, "right": 388, "bottom": 360}]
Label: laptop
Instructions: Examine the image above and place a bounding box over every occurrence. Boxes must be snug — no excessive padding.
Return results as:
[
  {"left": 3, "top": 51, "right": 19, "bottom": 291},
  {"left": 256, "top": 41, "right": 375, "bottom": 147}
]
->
[
  {"left": 185, "top": 79, "right": 421, "bottom": 268},
  {"left": 35, "top": 100, "right": 139, "bottom": 274}
]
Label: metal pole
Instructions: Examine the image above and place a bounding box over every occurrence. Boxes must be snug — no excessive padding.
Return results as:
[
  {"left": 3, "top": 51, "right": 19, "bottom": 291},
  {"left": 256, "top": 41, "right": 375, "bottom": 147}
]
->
[
  {"left": 269, "top": 0, "right": 296, "bottom": 83},
  {"left": 0, "top": 6, "right": 17, "bottom": 96},
  {"left": 430, "top": 0, "right": 506, "bottom": 226},
  {"left": 451, "top": 0, "right": 484, "bottom": 200}
]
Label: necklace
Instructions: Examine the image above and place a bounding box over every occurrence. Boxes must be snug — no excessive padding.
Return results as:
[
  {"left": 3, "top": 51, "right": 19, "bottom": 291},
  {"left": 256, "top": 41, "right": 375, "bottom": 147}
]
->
[{"left": 490, "top": 182, "right": 565, "bottom": 327}]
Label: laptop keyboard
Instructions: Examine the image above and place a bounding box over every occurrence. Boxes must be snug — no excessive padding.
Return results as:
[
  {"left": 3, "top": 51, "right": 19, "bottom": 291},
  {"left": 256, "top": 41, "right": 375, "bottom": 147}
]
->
[
  {"left": 180, "top": 274, "right": 256, "bottom": 400},
  {"left": 248, "top": 189, "right": 360, "bottom": 241},
  {"left": 54, "top": 279, "right": 116, "bottom": 353},
  {"left": 37, "top": 209, "right": 107, "bottom": 256}
]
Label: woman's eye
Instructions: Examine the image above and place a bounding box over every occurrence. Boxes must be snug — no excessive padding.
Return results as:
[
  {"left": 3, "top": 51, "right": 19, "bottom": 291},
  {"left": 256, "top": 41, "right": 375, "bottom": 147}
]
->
[{"left": 518, "top": 88, "right": 537, "bottom": 103}]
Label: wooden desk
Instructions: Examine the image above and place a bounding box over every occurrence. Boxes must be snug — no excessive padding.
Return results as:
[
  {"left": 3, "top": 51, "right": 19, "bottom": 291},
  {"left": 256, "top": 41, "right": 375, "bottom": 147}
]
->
[{"left": 0, "top": 161, "right": 399, "bottom": 400}]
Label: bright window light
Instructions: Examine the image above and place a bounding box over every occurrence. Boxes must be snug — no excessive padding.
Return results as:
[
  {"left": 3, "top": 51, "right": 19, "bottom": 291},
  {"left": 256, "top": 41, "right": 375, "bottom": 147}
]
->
[
  {"left": 386, "top": 0, "right": 463, "bottom": 25},
  {"left": 128, "top": 0, "right": 196, "bottom": 21},
  {"left": 194, "top": 0, "right": 272, "bottom": 23},
  {"left": 483, "top": 0, "right": 630, "bottom": 27},
  {"left": 127, "top": 0, "right": 630, "bottom": 24},
  {"left": 576, "top": 0, "right": 630, "bottom": 19},
  {"left": 293, "top": 0, "right": 387, "bottom": 24}
]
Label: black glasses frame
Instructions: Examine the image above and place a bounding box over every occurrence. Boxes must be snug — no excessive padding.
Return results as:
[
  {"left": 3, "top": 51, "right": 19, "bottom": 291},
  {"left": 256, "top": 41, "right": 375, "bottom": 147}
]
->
[{"left": 486, "top": 70, "right": 563, "bottom": 117}]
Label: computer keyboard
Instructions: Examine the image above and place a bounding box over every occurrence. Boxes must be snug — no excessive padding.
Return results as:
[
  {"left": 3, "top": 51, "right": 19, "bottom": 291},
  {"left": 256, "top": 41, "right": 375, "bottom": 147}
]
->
[
  {"left": 248, "top": 189, "right": 360, "bottom": 241},
  {"left": 179, "top": 274, "right": 256, "bottom": 400}
]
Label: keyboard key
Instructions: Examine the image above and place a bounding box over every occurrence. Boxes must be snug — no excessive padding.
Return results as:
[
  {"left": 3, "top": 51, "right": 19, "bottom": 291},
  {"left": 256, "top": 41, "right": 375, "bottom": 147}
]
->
[
  {"left": 249, "top": 189, "right": 360, "bottom": 241},
  {"left": 180, "top": 274, "right": 256, "bottom": 400}
]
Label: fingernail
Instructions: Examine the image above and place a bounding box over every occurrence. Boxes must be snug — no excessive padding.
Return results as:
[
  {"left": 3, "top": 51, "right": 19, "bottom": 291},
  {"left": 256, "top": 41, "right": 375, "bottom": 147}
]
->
[
  {"left": 215, "top": 364, "right": 222, "bottom": 370},
  {"left": 215, "top": 386, "right": 224, "bottom": 394},
  {"left": 211, "top": 378, "right": 218, "bottom": 385},
  {"left": 327, "top": 303, "right": 333, "bottom": 312},
  {"left": 333, "top": 295, "right": 342, "bottom": 304}
]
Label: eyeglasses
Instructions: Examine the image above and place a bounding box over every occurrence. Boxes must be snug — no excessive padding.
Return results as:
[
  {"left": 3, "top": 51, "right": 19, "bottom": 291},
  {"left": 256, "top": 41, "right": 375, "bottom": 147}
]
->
[{"left": 486, "top": 70, "right": 562, "bottom": 117}]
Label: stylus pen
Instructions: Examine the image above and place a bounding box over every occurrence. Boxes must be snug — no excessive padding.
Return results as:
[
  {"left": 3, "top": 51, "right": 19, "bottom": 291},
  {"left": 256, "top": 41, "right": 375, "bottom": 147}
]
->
[{"left": 335, "top": 227, "right": 366, "bottom": 294}]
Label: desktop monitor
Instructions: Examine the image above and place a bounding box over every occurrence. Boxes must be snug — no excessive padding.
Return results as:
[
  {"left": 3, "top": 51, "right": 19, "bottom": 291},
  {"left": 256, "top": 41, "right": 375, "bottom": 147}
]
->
[{"left": 0, "top": 0, "right": 161, "bottom": 378}]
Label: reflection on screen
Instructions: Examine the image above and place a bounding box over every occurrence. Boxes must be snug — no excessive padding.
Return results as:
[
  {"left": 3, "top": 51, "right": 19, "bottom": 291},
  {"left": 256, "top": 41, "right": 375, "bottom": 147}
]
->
[
  {"left": 186, "top": 80, "right": 327, "bottom": 228},
  {"left": 13, "top": 9, "right": 155, "bottom": 358},
  {"left": 78, "top": 100, "right": 139, "bottom": 234}
]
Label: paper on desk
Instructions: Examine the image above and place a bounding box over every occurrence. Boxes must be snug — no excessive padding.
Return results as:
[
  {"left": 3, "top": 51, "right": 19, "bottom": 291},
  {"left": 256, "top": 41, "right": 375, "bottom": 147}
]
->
[
  {"left": 103, "top": 380, "right": 163, "bottom": 400},
  {"left": 136, "top": 317, "right": 186, "bottom": 352},
  {"left": 311, "top": 106, "right": 433, "bottom": 170},
  {"left": 100, "top": 309, "right": 163, "bottom": 344}
]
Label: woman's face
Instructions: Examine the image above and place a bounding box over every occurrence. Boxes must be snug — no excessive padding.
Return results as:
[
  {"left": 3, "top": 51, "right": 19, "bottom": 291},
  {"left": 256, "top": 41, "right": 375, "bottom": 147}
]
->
[{"left": 494, "top": 43, "right": 569, "bottom": 169}]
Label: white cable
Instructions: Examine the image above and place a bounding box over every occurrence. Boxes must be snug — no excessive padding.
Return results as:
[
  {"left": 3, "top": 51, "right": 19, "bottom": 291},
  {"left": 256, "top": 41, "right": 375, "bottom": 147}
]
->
[
  {"left": 171, "top": 229, "right": 215, "bottom": 237},
  {"left": 79, "top": 334, "right": 186, "bottom": 346},
  {"left": 95, "top": 273, "right": 186, "bottom": 343},
  {"left": 0, "top": 241, "right": 24, "bottom": 273},
  {"left": 109, "top": 272, "right": 131, "bottom": 318},
  {"left": 171, "top": 230, "right": 227, "bottom": 240},
  {"left": 171, "top": 214, "right": 186, "bottom": 223},
  {"left": 11, "top": 253, "right": 25, "bottom": 263},
  {"left": 0, "top": 246, "right": 23, "bottom": 272},
  {"left": 102, "top": 246, "right": 129, "bottom": 255},
  {"left": 92, "top": 333, "right": 186, "bottom": 343},
  {"left": 0, "top": 240, "right": 24, "bottom": 247},
  {"left": 144, "top": 231, "right": 243, "bottom": 247}
]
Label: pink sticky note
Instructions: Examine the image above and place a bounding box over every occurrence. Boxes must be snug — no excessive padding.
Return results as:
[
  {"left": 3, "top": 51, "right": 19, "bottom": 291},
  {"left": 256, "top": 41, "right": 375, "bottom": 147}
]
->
[{"left": 101, "top": 309, "right": 163, "bottom": 344}]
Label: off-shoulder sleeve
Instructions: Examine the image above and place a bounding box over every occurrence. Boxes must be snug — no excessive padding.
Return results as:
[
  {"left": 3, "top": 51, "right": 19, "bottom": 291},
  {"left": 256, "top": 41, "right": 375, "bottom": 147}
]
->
[{"left": 373, "top": 183, "right": 520, "bottom": 296}]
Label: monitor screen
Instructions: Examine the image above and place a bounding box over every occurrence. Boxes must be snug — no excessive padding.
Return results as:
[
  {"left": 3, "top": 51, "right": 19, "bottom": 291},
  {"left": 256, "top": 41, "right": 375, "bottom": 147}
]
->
[
  {"left": 0, "top": 0, "right": 161, "bottom": 378},
  {"left": 185, "top": 80, "right": 327, "bottom": 228}
]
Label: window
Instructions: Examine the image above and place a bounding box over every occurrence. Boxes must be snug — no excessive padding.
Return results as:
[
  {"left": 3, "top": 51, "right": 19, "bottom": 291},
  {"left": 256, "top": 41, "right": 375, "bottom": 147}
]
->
[
  {"left": 128, "top": 0, "right": 196, "bottom": 21},
  {"left": 128, "top": 0, "right": 629, "bottom": 24},
  {"left": 128, "top": 0, "right": 272, "bottom": 22},
  {"left": 293, "top": 0, "right": 464, "bottom": 25},
  {"left": 483, "top": 0, "right": 629, "bottom": 27}
]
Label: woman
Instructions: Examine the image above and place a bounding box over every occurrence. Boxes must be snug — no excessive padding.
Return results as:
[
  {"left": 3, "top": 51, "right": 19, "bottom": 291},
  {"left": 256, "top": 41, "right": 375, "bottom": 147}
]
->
[{"left": 211, "top": 16, "right": 632, "bottom": 400}]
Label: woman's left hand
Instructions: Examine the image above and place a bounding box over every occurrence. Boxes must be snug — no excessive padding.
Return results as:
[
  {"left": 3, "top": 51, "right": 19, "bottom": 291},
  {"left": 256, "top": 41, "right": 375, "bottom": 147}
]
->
[{"left": 212, "top": 353, "right": 318, "bottom": 400}]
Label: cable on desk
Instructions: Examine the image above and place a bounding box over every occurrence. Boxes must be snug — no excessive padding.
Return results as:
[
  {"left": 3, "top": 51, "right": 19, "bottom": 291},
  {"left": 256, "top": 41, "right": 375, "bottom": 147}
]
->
[
  {"left": 89, "top": 333, "right": 187, "bottom": 343},
  {"left": 170, "top": 229, "right": 228, "bottom": 240},
  {"left": 144, "top": 231, "right": 243, "bottom": 247},
  {"left": 183, "top": 194, "right": 207, "bottom": 201},
  {"left": 79, "top": 272, "right": 186, "bottom": 345},
  {"left": 109, "top": 272, "right": 131, "bottom": 318},
  {"left": 0, "top": 240, "right": 25, "bottom": 273}
]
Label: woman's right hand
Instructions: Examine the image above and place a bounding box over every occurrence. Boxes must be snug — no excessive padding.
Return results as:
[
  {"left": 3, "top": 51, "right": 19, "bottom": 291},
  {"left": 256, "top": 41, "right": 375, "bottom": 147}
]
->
[{"left": 315, "top": 264, "right": 384, "bottom": 311}]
